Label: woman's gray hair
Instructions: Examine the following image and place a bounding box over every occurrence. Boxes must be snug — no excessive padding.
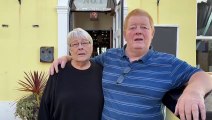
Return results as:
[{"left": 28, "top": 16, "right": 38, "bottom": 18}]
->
[{"left": 67, "top": 28, "right": 93, "bottom": 47}]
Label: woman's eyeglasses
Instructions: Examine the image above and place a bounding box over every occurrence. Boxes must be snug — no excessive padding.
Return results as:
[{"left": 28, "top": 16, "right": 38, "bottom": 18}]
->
[{"left": 70, "top": 41, "right": 91, "bottom": 48}]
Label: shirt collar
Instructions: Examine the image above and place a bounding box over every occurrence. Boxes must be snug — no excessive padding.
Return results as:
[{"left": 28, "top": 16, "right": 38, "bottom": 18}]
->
[{"left": 121, "top": 45, "right": 154, "bottom": 63}]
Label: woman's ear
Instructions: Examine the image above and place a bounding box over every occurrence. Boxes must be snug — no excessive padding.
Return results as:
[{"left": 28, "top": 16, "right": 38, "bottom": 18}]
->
[{"left": 69, "top": 50, "right": 71, "bottom": 56}]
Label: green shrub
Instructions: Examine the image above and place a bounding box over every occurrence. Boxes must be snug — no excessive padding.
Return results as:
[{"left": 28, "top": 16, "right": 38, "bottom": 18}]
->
[{"left": 15, "top": 71, "right": 47, "bottom": 120}]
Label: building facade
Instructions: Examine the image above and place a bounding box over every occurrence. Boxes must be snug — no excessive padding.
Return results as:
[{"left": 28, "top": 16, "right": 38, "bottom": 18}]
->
[{"left": 0, "top": 0, "right": 196, "bottom": 119}]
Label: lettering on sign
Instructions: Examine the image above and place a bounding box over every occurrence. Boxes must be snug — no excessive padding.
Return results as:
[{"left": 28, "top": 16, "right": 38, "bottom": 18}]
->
[
  {"left": 74, "top": 0, "right": 108, "bottom": 11},
  {"left": 83, "top": 0, "right": 103, "bottom": 4}
]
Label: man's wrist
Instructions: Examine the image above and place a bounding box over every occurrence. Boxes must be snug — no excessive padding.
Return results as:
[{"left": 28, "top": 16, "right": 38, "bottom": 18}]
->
[{"left": 183, "top": 85, "right": 205, "bottom": 97}]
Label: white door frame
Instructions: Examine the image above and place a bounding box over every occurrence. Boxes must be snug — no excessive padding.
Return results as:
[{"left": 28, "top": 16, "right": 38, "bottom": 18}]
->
[
  {"left": 57, "top": 0, "right": 128, "bottom": 57},
  {"left": 57, "top": 0, "right": 70, "bottom": 57}
]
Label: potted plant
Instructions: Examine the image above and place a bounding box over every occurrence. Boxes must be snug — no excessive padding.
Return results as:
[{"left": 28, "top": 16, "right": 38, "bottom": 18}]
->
[{"left": 15, "top": 71, "right": 48, "bottom": 120}]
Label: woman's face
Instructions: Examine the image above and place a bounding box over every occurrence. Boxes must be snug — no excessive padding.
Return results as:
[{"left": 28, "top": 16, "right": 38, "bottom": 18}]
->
[
  {"left": 69, "top": 37, "right": 93, "bottom": 62},
  {"left": 124, "top": 15, "right": 154, "bottom": 51}
]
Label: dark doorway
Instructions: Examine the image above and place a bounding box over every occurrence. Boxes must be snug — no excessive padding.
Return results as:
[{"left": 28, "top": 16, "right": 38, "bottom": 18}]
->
[{"left": 87, "top": 30, "right": 111, "bottom": 56}]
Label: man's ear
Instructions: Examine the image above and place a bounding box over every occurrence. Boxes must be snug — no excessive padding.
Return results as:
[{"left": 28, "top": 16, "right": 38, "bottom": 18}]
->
[
  {"left": 150, "top": 29, "right": 155, "bottom": 40},
  {"left": 152, "top": 29, "right": 155, "bottom": 37},
  {"left": 123, "top": 31, "right": 126, "bottom": 41}
]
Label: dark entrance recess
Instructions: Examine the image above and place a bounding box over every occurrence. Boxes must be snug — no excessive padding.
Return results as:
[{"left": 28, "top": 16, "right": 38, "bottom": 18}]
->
[{"left": 87, "top": 30, "right": 111, "bottom": 56}]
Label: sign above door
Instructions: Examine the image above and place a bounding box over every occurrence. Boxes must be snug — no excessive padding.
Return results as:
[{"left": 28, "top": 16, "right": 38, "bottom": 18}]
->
[{"left": 74, "top": 0, "right": 110, "bottom": 11}]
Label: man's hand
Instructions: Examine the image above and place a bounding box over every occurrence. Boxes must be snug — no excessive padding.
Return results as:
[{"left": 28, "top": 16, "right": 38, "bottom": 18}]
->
[
  {"left": 175, "top": 71, "right": 212, "bottom": 120},
  {"left": 174, "top": 90, "right": 206, "bottom": 120},
  {"left": 49, "top": 56, "right": 69, "bottom": 75}
]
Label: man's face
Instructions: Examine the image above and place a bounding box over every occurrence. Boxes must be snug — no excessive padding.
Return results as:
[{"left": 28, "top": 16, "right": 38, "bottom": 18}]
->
[
  {"left": 124, "top": 15, "right": 154, "bottom": 51},
  {"left": 69, "top": 38, "right": 93, "bottom": 62}
]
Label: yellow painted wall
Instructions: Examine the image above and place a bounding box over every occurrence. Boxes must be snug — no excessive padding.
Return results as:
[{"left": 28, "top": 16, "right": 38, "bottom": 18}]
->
[
  {"left": 126, "top": 0, "right": 197, "bottom": 66},
  {"left": 0, "top": 0, "right": 57, "bottom": 101}
]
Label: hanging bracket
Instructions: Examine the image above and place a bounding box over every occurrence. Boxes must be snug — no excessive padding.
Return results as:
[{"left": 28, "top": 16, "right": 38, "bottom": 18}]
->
[
  {"left": 157, "top": 0, "right": 160, "bottom": 6},
  {"left": 18, "top": 0, "right": 21, "bottom": 5},
  {"left": 157, "top": 0, "right": 160, "bottom": 24}
]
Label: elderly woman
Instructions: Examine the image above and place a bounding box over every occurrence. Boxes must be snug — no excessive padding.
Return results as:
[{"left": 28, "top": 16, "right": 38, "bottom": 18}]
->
[{"left": 38, "top": 28, "right": 103, "bottom": 120}]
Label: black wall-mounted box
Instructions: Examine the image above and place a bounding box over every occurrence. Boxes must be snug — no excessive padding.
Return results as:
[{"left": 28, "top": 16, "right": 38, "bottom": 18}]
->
[{"left": 40, "top": 47, "right": 54, "bottom": 63}]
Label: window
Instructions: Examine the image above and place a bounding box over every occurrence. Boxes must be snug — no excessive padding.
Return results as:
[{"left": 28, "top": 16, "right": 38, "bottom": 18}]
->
[{"left": 196, "top": 0, "right": 212, "bottom": 72}]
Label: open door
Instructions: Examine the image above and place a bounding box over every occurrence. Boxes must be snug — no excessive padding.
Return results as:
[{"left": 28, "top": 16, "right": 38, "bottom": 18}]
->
[{"left": 113, "top": 0, "right": 124, "bottom": 48}]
